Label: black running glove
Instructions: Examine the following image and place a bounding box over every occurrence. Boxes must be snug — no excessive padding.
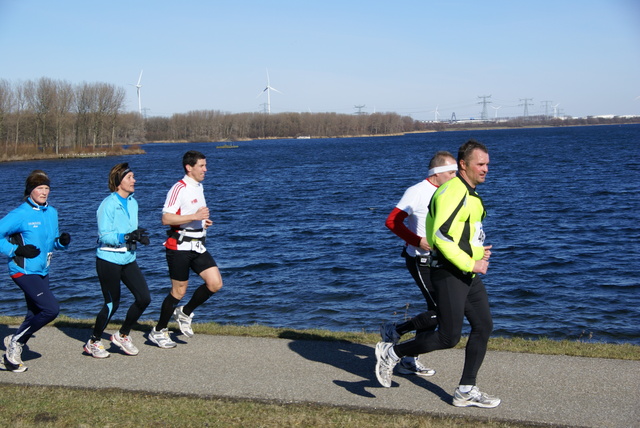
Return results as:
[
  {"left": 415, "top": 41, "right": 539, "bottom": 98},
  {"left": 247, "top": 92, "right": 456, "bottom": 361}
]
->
[
  {"left": 58, "top": 232, "right": 71, "bottom": 246},
  {"left": 125, "top": 228, "right": 150, "bottom": 246},
  {"left": 15, "top": 244, "right": 41, "bottom": 258},
  {"left": 137, "top": 231, "right": 150, "bottom": 246}
]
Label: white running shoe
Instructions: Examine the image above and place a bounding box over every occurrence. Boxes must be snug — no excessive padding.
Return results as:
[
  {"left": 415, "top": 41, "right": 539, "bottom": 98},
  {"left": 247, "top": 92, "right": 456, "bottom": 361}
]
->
[
  {"left": 3, "top": 353, "right": 27, "bottom": 373},
  {"left": 173, "top": 306, "right": 194, "bottom": 337},
  {"left": 374, "top": 342, "right": 399, "bottom": 388},
  {"left": 111, "top": 332, "right": 139, "bottom": 356},
  {"left": 3, "top": 335, "right": 27, "bottom": 372},
  {"left": 4, "top": 335, "right": 23, "bottom": 366},
  {"left": 379, "top": 321, "right": 401, "bottom": 344},
  {"left": 396, "top": 356, "right": 436, "bottom": 376},
  {"left": 84, "top": 339, "right": 110, "bottom": 359},
  {"left": 453, "top": 386, "right": 501, "bottom": 408},
  {"left": 149, "top": 328, "right": 177, "bottom": 349}
]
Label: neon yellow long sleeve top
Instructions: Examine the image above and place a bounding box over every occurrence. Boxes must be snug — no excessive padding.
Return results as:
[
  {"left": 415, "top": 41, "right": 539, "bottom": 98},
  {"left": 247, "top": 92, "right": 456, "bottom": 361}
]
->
[{"left": 426, "top": 176, "right": 487, "bottom": 273}]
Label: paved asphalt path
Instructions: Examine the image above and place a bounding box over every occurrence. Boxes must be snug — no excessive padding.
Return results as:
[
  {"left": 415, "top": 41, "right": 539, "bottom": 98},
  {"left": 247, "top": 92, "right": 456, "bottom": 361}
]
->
[{"left": 0, "top": 325, "right": 638, "bottom": 427}]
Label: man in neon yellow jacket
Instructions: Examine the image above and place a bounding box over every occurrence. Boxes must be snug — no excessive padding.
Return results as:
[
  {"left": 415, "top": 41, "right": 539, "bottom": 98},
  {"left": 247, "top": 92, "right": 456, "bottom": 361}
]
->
[
  {"left": 375, "top": 139, "right": 501, "bottom": 409},
  {"left": 427, "top": 149, "right": 489, "bottom": 275}
]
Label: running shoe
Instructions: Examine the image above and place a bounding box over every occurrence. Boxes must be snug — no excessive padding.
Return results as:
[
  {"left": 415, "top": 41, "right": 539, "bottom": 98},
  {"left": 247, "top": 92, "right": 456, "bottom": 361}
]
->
[
  {"left": 173, "top": 306, "right": 194, "bottom": 337},
  {"left": 374, "top": 342, "right": 399, "bottom": 388},
  {"left": 148, "top": 327, "right": 177, "bottom": 349},
  {"left": 3, "top": 353, "right": 27, "bottom": 373},
  {"left": 3, "top": 335, "right": 27, "bottom": 372},
  {"left": 397, "top": 356, "right": 436, "bottom": 376},
  {"left": 452, "top": 386, "right": 501, "bottom": 408},
  {"left": 84, "top": 339, "right": 110, "bottom": 358},
  {"left": 4, "top": 335, "right": 24, "bottom": 366},
  {"left": 379, "top": 321, "right": 401, "bottom": 344},
  {"left": 111, "top": 332, "right": 139, "bottom": 356}
]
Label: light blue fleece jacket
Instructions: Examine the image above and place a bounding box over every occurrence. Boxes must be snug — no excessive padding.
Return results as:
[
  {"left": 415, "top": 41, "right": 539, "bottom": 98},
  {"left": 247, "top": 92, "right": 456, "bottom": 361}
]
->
[{"left": 96, "top": 192, "right": 139, "bottom": 265}]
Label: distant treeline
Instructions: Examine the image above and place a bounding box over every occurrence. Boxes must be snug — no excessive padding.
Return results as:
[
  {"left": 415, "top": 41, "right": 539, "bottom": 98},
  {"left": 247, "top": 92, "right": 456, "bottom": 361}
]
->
[
  {"left": 0, "top": 78, "right": 145, "bottom": 160},
  {"left": 144, "top": 110, "right": 423, "bottom": 141},
  {"left": 145, "top": 111, "right": 640, "bottom": 142},
  {"left": 1, "top": 77, "right": 638, "bottom": 157}
]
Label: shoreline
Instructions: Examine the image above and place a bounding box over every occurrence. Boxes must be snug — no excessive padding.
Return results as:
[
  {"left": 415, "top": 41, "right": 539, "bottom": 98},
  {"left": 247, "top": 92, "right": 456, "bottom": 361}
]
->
[
  {"left": 147, "top": 122, "right": 640, "bottom": 145},
  {"left": 3, "top": 315, "right": 636, "bottom": 360},
  {"left": 0, "top": 147, "right": 146, "bottom": 163},
  {"left": 5, "top": 123, "right": 637, "bottom": 158}
]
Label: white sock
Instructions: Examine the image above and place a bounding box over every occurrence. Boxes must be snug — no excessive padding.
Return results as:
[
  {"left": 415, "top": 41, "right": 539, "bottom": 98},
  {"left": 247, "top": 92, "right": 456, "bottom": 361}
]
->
[
  {"left": 388, "top": 346, "right": 400, "bottom": 362},
  {"left": 458, "top": 385, "right": 474, "bottom": 394}
]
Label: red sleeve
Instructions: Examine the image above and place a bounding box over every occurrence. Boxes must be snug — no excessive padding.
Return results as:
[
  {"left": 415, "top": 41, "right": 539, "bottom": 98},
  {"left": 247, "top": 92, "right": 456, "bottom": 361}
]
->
[{"left": 385, "top": 207, "right": 421, "bottom": 248}]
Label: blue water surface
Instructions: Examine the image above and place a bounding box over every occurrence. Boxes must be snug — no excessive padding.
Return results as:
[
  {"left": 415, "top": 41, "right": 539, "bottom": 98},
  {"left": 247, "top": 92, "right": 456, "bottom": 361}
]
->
[{"left": 0, "top": 124, "right": 638, "bottom": 345}]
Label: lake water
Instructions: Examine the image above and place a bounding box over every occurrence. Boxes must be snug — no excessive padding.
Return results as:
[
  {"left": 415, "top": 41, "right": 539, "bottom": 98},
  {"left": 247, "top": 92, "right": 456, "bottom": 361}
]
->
[{"left": 0, "top": 124, "right": 638, "bottom": 345}]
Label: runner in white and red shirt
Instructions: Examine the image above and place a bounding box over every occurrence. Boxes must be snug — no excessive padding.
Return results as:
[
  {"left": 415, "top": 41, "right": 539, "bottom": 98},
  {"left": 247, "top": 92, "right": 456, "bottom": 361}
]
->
[
  {"left": 148, "top": 150, "right": 223, "bottom": 348},
  {"left": 379, "top": 150, "right": 458, "bottom": 376}
]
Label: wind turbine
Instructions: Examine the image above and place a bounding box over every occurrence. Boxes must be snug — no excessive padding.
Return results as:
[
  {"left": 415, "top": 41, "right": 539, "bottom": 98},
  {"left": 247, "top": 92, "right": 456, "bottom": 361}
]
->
[
  {"left": 257, "top": 69, "right": 281, "bottom": 114},
  {"left": 429, "top": 105, "right": 440, "bottom": 122},
  {"left": 131, "top": 70, "right": 143, "bottom": 115},
  {"left": 491, "top": 105, "right": 502, "bottom": 119},
  {"left": 552, "top": 103, "right": 560, "bottom": 118}
]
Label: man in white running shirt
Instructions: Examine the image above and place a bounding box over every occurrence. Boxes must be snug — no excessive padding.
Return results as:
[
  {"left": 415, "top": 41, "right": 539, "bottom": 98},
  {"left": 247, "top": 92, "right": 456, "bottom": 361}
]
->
[
  {"left": 148, "top": 150, "right": 224, "bottom": 348},
  {"left": 380, "top": 151, "right": 457, "bottom": 376}
]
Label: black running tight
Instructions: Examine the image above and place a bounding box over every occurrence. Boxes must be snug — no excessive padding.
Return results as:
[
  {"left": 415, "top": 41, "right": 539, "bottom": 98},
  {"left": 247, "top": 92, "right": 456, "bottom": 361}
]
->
[
  {"left": 394, "top": 268, "right": 493, "bottom": 386},
  {"left": 396, "top": 255, "right": 439, "bottom": 336},
  {"left": 92, "top": 258, "right": 151, "bottom": 339}
]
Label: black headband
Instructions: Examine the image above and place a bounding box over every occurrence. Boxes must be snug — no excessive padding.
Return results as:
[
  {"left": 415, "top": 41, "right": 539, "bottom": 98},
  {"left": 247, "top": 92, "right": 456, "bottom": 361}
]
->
[
  {"left": 115, "top": 167, "right": 132, "bottom": 189},
  {"left": 24, "top": 176, "right": 51, "bottom": 196}
]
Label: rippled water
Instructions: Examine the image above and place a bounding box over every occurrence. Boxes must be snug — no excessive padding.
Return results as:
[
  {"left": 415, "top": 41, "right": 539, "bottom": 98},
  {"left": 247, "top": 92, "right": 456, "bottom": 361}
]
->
[{"left": 0, "top": 124, "right": 638, "bottom": 345}]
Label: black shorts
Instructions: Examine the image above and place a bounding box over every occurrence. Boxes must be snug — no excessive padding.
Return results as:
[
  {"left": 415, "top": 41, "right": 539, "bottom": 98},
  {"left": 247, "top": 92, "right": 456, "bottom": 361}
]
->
[{"left": 166, "top": 249, "right": 217, "bottom": 281}]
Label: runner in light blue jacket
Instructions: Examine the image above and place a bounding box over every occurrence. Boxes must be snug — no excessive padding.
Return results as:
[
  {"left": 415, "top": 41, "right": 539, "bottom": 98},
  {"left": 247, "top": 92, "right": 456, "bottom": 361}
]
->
[
  {"left": 95, "top": 188, "right": 140, "bottom": 266},
  {"left": 0, "top": 170, "right": 69, "bottom": 372},
  {"left": 84, "top": 163, "right": 151, "bottom": 359}
]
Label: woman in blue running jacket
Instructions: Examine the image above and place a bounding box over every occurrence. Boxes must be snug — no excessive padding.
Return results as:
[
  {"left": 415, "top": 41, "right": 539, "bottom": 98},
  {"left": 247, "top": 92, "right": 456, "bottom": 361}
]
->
[
  {"left": 0, "top": 170, "right": 70, "bottom": 373},
  {"left": 84, "top": 163, "right": 151, "bottom": 359}
]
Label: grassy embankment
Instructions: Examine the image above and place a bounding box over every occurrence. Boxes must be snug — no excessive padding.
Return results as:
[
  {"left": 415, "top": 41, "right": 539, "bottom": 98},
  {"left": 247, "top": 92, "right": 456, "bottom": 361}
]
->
[
  {"left": 0, "top": 315, "right": 638, "bottom": 427},
  {"left": 0, "top": 145, "right": 145, "bottom": 163}
]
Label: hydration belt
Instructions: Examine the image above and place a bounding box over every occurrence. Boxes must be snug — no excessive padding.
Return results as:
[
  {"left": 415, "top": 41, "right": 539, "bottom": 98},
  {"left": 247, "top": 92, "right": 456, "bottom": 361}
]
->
[
  {"left": 401, "top": 245, "right": 432, "bottom": 266},
  {"left": 98, "top": 243, "right": 130, "bottom": 252},
  {"left": 167, "top": 228, "right": 206, "bottom": 245}
]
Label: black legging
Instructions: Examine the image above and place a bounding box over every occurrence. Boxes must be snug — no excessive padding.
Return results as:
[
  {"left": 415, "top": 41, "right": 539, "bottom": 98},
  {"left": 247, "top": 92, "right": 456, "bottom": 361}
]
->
[
  {"left": 92, "top": 257, "right": 151, "bottom": 339},
  {"left": 394, "top": 267, "right": 493, "bottom": 386},
  {"left": 405, "top": 254, "right": 437, "bottom": 310},
  {"left": 394, "top": 254, "right": 439, "bottom": 336}
]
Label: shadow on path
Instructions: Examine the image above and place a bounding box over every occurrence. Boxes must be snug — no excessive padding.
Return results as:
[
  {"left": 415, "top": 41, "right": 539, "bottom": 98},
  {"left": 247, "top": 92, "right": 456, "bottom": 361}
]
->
[
  {"left": 282, "top": 330, "right": 450, "bottom": 402},
  {"left": 283, "top": 331, "right": 377, "bottom": 398}
]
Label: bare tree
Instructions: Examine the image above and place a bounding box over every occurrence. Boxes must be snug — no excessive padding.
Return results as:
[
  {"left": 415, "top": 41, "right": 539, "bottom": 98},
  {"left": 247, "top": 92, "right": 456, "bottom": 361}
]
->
[
  {"left": 25, "top": 77, "right": 57, "bottom": 151},
  {"left": 0, "top": 79, "right": 14, "bottom": 156},
  {"left": 22, "top": 80, "right": 38, "bottom": 150},
  {"left": 54, "top": 80, "right": 74, "bottom": 155},
  {"left": 108, "top": 86, "right": 126, "bottom": 148},
  {"left": 75, "top": 82, "right": 97, "bottom": 149},
  {"left": 90, "top": 83, "right": 123, "bottom": 148},
  {"left": 12, "top": 81, "right": 29, "bottom": 154}
]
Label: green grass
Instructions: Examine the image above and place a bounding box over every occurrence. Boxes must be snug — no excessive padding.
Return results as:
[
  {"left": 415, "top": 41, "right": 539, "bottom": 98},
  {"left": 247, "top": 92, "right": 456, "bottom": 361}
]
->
[
  {"left": 0, "top": 384, "right": 533, "bottom": 428},
  {"left": 0, "top": 315, "right": 638, "bottom": 427}
]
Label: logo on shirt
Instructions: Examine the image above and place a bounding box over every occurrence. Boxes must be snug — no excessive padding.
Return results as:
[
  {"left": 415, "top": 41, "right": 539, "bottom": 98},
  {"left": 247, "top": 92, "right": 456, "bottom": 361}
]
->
[
  {"left": 29, "top": 221, "right": 41, "bottom": 228},
  {"left": 191, "top": 198, "right": 198, "bottom": 204}
]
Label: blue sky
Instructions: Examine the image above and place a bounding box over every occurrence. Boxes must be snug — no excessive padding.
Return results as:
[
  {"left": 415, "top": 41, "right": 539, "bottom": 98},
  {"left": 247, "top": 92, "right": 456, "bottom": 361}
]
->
[{"left": 1, "top": 0, "right": 638, "bottom": 120}]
